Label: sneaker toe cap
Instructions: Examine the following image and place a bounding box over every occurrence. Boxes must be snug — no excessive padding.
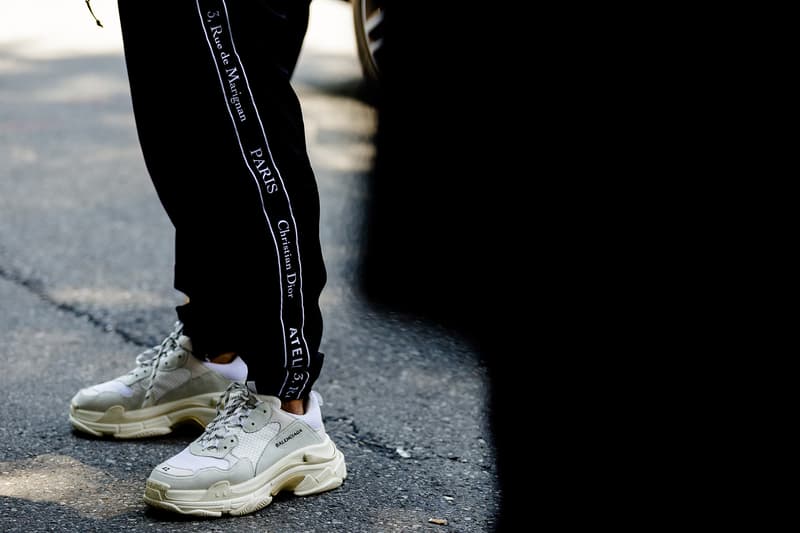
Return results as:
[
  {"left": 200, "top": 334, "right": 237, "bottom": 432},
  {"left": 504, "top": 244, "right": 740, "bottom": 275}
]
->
[
  {"left": 147, "top": 454, "right": 253, "bottom": 491},
  {"left": 71, "top": 380, "right": 136, "bottom": 410}
]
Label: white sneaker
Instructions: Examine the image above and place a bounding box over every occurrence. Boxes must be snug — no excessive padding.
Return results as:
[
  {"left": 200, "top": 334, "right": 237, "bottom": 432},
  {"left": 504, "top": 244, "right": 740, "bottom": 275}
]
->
[
  {"left": 143, "top": 382, "right": 347, "bottom": 516},
  {"left": 69, "top": 321, "right": 243, "bottom": 439}
]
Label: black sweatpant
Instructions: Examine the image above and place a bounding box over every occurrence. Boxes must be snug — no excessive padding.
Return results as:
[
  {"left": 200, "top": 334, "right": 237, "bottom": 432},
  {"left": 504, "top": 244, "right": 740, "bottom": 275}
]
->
[{"left": 118, "top": 0, "right": 325, "bottom": 400}]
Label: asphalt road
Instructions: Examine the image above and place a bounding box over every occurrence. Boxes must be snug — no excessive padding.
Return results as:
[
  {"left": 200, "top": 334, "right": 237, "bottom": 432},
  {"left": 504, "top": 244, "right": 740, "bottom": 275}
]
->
[{"left": 0, "top": 1, "right": 498, "bottom": 531}]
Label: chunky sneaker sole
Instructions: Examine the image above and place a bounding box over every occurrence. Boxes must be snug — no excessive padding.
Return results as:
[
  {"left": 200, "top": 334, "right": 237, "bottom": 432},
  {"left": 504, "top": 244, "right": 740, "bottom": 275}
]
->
[
  {"left": 143, "top": 436, "right": 346, "bottom": 516},
  {"left": 69, "top": 392, "right": 222, "bottom": 439}
]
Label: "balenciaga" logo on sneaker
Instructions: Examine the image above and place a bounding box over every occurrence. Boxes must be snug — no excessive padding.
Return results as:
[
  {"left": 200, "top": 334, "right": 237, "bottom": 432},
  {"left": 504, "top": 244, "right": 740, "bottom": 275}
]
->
[{"left": 275, "top": 428, "right": 302, "bottom": 447}]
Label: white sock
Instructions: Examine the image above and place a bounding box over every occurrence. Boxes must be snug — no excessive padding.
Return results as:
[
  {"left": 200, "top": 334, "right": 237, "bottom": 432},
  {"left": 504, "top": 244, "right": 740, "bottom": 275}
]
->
[
  {"left": 286, "top": 391, "right": 324, "bottom": 431},
  {"left": 202, "top": 356, "right": 248, "bottom": 382}
]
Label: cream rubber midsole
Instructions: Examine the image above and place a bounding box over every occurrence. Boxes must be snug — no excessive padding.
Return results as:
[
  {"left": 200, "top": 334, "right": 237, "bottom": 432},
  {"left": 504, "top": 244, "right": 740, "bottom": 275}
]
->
[
  {"left": 143, "top": 437, "right": 346, "bottom": 513},
  {"left": 69, "top": 392, "right": 221, "bottom": 436}
]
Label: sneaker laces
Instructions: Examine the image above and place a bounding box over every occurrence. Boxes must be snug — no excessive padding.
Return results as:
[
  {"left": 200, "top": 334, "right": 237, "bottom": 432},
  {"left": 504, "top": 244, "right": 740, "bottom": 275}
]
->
[
  {"left": 135, "top": 321, "right": 185, "bottom": 401},
  {"left": 199, "top": 382, "right": 261, "bottom": 451}
]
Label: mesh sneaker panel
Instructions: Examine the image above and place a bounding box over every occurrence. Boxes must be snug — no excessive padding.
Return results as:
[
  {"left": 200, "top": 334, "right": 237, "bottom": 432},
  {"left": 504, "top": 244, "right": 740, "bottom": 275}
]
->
[
  {"left": 231, "top": 422, "right": 281, "bottom": 463},
  {"left": 165, "top": 446, "right": 231, "bottom": 472},
  {"left": 148, "top": 368, "right": 191, "bottom": 403},
  {"left": 87, "top": 380, "right": 134, "bottom": 398}
]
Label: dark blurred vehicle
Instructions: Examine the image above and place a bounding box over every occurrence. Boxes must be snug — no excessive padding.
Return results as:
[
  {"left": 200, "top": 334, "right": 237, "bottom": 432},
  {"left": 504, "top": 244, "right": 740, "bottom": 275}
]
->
[
  {"left": 360, "top": 3, "right": 519, "bottom": 530},
  {"left": 351, "top": 0, "right": 383, "bottom": 84}
]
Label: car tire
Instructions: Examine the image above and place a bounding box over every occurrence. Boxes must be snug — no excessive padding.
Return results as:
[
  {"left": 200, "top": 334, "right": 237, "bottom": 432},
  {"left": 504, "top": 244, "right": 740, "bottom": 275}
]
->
[{"left": 353, "top": 0, "right": 382, "bottom": 85}]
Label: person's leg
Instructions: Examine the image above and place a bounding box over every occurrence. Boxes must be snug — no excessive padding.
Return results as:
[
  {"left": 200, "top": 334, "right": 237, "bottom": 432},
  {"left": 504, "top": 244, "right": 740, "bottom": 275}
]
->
[
  {"left": 113, "top": 0, "right": 345, "bottom": 515},
  {"left": 118, "top": 0, "right": 326, "bottom": 404}
]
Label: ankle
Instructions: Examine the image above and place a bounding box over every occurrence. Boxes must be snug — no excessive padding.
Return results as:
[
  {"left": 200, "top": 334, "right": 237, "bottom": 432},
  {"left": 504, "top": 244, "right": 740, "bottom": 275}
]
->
[
  {"left": 208, "top": 351, "right": 236, "bottom": 364},
  {"left": 281, "top": 399, "right": 305, "bottom": 415}
]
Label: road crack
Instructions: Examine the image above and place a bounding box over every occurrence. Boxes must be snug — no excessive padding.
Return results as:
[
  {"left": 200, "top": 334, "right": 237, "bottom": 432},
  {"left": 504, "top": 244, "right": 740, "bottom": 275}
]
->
[{"left": 0, "top": 260, "right": 149, "bottom": 348}]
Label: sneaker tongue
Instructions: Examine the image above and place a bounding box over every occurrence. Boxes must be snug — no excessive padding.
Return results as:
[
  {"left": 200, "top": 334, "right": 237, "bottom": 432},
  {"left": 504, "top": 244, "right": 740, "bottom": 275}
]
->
[
  {"left": 177, "top": 335, "right": 193, "bottom": 352},
  {"left": 245, "top": 381, "right": 258, "bottom": 394}
]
